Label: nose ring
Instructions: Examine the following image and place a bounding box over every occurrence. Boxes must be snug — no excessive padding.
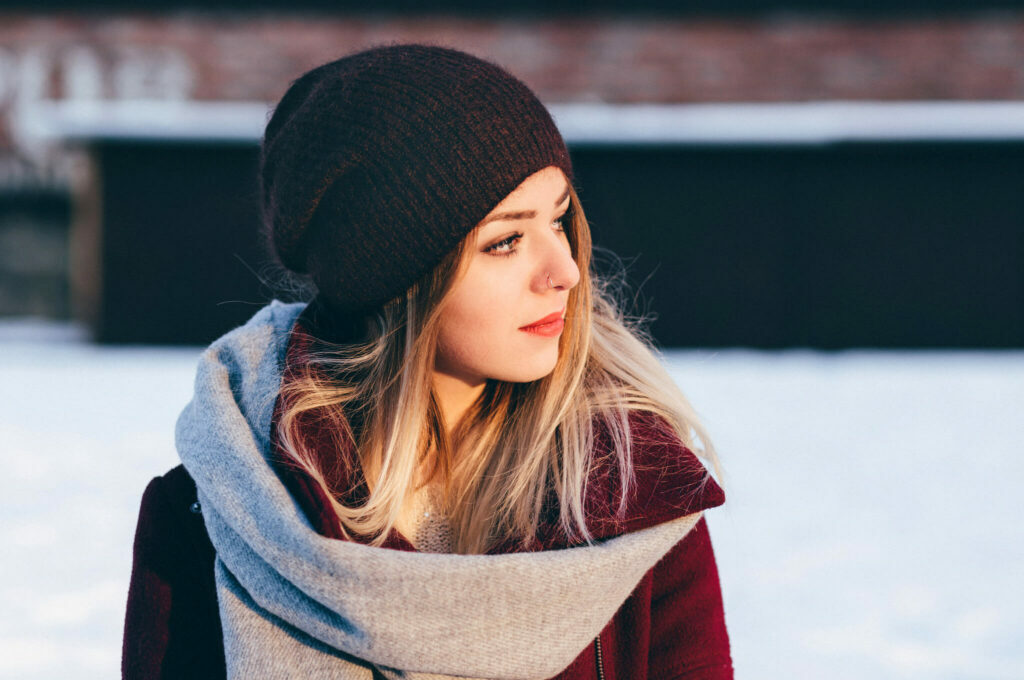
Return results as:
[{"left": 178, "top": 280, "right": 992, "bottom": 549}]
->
[{"left": 546, "top": 274, "right": 553, "bottom": 289}]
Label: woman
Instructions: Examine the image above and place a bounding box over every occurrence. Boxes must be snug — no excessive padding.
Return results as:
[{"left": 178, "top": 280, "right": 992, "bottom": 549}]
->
[{"left": 123, "top": 43, "right": 733, "bottom": 679}]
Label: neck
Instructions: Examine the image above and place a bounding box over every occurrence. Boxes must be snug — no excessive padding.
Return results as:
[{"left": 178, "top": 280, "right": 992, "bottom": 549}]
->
[{"left": 432, "top": 369, "right": 486, "bottom": 440}]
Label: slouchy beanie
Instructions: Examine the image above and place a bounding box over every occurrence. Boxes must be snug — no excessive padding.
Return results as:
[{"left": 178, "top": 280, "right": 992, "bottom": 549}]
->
[{"left": 259, "top": 43, "right": 574, "bottom": 316}]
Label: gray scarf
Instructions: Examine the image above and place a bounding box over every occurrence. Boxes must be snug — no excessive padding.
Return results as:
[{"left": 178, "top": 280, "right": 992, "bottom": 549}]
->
[{"left": 176, "top": 301, "right": 702, "bottom": 679}]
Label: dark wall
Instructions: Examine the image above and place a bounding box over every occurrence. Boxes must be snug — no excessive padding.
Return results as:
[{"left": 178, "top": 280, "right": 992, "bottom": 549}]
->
[
  {"left": 573, "top": 142, "right": 1024, "bottom": 349},
  {"left": 90, "top": 139, "right": 1024, "bottom": 348},
  {"left": 0, "top": 191, "right": 71, "bottom": 318},
  {"left": 96, "top": 142, "right": 269, "bottom": 344}
]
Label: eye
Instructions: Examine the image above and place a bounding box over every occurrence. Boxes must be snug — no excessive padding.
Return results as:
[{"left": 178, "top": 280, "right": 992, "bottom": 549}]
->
[
  {"left": 484, "top": 233, "right": 522, "bottom": 257},
  {"left": 552, "top": 209, "right": 569, "bottom": 233}
]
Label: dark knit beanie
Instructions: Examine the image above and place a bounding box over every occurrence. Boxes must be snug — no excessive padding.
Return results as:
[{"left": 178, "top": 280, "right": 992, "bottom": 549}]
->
[{"left": 260, "top": 43, "right": 574, "bottom": 315}]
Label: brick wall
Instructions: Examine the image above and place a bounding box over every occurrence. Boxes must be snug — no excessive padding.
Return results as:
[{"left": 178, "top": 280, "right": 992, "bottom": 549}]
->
[{"left": 4, "top": 11, "right": 1024, "bottom": 180}]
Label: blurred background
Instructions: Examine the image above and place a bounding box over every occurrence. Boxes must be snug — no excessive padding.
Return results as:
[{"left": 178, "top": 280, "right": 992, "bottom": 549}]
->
[{"left": 1, "top": 1, "right": 1022, "bottom": 678}]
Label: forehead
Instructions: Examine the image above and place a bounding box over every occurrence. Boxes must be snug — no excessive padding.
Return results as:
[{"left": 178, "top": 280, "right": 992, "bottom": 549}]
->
[{"left": 488, "top": 167, "right": 569, "bottom": 212}]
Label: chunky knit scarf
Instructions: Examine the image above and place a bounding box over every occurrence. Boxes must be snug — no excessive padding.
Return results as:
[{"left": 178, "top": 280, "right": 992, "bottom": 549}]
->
[{"left": 175, "top": 301, "right": 702, "bottom": 680}]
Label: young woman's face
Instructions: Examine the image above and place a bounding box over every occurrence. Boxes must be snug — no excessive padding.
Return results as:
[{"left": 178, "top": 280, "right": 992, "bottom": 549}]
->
[{"left": 435, "top": 166, "right": 580, "bottom": 388}]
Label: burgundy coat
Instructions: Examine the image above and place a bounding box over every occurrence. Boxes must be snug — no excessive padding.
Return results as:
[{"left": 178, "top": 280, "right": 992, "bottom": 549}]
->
[{"left": 123, "top": 322, "right": 733, "bottom": 679}]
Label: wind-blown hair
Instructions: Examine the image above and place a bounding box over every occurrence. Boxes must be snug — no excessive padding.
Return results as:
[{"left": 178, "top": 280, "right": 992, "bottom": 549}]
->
[{"left": 275, "top": 184, "right": 720, "bottom": 554}]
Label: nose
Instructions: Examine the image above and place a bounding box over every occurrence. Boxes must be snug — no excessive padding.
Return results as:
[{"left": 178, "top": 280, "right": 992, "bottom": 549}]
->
[{"left": 535, "top": 233, "right": 580, "bottom": 293}]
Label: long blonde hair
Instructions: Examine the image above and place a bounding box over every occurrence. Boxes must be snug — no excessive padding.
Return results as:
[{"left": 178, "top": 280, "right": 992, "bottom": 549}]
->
[{"left": 276, "top": 185, "right": 720, "bottom": 554}]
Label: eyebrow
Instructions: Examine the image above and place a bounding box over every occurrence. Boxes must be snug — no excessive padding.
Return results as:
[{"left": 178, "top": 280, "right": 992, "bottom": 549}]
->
[{"left": 479, "top": 183, "right": 571, "bottom": 226}]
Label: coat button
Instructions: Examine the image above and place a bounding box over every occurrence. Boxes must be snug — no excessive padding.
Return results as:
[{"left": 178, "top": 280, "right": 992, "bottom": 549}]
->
[{"left": 189, "top": 500, "right": 202, "bottom": 514}]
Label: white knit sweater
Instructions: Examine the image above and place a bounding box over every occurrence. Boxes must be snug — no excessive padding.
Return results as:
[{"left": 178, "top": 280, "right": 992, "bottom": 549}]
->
[{"left": 407, "top": 484, "right": 454, "bottom": 553}]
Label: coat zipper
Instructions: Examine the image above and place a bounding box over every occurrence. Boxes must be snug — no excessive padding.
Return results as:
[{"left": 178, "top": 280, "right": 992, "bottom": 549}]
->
[{"left": 594, "top": 635, "right": 606, "bottom": 680}]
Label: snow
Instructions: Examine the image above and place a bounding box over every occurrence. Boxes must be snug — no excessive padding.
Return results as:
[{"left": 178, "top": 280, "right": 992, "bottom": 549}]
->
[
  {"left": 1, "top": 321, "right": 1021, "bottom": 679},
  {"left": 665, "top": 349, "right": 1024, "bottom": 680},
  {"left": 22, "top": 100, "right": 1024, "bottom": 147}
]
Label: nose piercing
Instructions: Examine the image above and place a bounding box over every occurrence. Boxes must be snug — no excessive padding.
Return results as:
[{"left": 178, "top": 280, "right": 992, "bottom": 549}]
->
[{"left": 547, "top": 274, "right": 553, "bottom": 289}]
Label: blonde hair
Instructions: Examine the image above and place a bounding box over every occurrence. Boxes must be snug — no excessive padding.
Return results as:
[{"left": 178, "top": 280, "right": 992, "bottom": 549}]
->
[{"left": 276, "top": 186, "right": 721, "bottom": 554}]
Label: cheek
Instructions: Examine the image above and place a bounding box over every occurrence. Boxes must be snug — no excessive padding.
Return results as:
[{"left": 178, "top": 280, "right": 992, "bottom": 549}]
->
[
  {"left": 436, "top": 274, "right": 512, "bottom": 376},
  {"left": 434, "top": 259, "right": 563, "bottom": 383}
]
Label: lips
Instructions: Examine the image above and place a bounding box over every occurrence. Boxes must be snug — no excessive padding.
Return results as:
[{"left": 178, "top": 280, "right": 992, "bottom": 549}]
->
[
  {"left": 520, "top": 309, "right": 564, "bottom": 329},
  {"left": 519, "top": 307, "right": 566, "bottom": 338}
]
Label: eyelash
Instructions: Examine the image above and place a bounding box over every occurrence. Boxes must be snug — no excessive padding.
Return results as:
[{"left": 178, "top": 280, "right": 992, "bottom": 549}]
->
[{"left": 485, "top": 216, "right": 567, "bottom": 258}]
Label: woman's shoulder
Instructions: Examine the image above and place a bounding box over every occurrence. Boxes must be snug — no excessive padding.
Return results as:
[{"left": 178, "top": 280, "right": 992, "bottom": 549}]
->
[
  {"left": 132, "top": 465, "right": 215, "bottom": 568},
  {"left": 139, "top": 465, "right": 202, "bottom": 525},
  {"left": 145, "top": 464, "right": 197, "bottom": 500},
  {"left": 125, "top": 465, "right": 224, "bottom": 678},
  {"left": 585, "top": 410, "right": 725, "bottom": 539}
]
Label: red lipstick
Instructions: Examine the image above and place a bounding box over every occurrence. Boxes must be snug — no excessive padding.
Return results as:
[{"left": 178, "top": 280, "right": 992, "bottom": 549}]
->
[{"left": 519, "top": 308, "right": 566, "bottom": 338}]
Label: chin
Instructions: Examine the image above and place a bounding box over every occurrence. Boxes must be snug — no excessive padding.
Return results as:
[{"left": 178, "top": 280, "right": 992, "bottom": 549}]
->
[{"left": 498, "top": 352, "right": 560, "bottom": 383}]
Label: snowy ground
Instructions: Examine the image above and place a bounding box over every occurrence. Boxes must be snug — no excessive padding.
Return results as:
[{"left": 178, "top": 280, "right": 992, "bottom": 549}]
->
[{"left": 1, "top": 319, "right": 1021, "bottom": 679}]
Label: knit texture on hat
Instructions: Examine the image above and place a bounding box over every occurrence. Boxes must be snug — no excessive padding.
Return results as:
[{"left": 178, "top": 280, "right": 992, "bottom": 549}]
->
[{"left": 260, "top": 44, "right": 573, "bottom": 314}]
